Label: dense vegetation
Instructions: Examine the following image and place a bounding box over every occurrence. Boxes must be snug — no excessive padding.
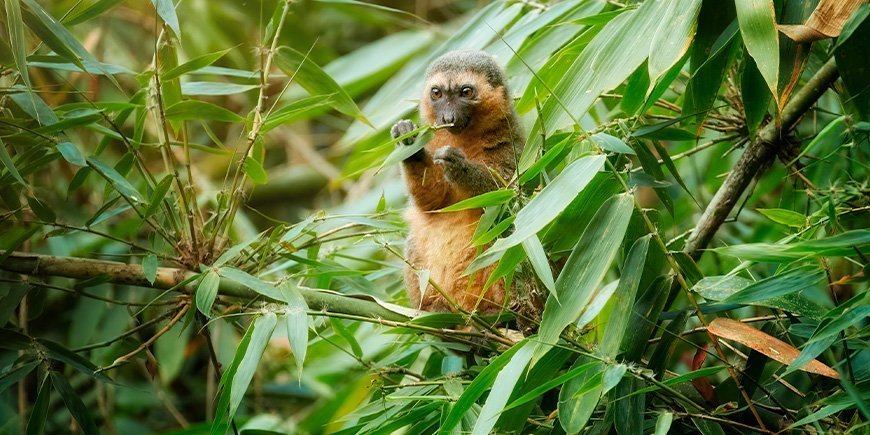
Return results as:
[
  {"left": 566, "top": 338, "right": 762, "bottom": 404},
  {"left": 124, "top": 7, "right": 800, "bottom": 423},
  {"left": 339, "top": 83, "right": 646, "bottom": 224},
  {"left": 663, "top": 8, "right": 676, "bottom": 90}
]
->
[{"left": 0, "top": 0, "right": 867, "bottom": 433}]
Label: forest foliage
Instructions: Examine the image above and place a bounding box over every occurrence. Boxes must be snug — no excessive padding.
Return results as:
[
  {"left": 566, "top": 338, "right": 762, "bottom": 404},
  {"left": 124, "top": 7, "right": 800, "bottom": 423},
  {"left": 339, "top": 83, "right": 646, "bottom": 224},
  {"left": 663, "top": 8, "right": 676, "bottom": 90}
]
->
[{"left": 0, "top": 0, "right": 868, "bottom": 433}]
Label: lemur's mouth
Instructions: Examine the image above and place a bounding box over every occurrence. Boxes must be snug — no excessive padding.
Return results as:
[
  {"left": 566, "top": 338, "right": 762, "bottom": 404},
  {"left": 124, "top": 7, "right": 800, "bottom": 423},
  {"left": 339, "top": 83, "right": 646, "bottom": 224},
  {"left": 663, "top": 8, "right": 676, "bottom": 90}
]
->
[{"left": 445, "top": 118, "right": 470, "bottom": 134}]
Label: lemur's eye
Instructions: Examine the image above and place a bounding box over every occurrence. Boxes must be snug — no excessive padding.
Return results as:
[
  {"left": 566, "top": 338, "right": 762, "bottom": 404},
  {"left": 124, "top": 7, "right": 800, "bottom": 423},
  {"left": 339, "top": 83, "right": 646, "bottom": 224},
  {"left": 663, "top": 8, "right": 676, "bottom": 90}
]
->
[
  {"left": 460, "top": 86, "right": 475, "bottom": 98},
  {"left": 430, "top": 87, "right": 442, "bottom": 100}
]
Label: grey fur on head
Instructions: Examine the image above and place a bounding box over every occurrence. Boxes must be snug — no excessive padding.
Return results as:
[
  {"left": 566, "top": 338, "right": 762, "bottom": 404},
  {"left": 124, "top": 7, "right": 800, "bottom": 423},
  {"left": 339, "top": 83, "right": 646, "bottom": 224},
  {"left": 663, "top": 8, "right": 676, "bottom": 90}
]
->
[{"left": 425, "top": 50, "right": 507, "bottom": 88}]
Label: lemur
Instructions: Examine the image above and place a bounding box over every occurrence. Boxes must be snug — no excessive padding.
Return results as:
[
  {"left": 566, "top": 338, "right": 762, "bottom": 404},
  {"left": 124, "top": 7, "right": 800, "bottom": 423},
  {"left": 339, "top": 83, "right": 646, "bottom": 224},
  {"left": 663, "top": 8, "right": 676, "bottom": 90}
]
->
[{"left": 391, "top": 50, "right": 528, "bottom": 315}]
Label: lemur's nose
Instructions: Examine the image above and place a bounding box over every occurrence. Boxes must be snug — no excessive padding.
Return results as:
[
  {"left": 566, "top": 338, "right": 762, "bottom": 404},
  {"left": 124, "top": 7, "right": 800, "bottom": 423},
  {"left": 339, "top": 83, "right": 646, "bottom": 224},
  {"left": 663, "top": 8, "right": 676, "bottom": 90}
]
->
[{"left": 441, "top": 114, "right": 455, "bottom": 125}]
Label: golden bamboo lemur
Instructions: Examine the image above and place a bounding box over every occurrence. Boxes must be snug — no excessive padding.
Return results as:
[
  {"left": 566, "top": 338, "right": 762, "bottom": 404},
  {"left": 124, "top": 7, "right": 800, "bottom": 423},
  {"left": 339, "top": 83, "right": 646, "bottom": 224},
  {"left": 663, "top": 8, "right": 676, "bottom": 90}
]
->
[{"left": 391, "top": 50, "right": 523, "bottom": 314}]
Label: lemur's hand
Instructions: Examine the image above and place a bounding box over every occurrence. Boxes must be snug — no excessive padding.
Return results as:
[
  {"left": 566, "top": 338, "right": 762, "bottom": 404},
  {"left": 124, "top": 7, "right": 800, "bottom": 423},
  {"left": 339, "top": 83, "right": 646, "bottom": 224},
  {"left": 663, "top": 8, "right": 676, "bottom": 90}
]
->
[
  {"left": 433, "top": 146, "right": 467, "bottom": 182},
  {"left": 390, "top": 119, "right": 418, "bottom": 146}
]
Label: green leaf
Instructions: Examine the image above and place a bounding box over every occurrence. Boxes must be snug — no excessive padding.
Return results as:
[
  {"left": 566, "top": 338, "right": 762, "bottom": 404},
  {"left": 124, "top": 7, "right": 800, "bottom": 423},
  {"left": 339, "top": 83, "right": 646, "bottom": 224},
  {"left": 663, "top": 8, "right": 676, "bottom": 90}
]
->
[
  {"left": 26, "top": 196, "right": 55, "bottom": 224},
  {"left": 227, "top": 313, "right": 277, "bottom": 424},
  {"left": 163, "top": 48, "right": 232, "bottom": 81},
  {"left": 591, "top": 133, "right": 635, "bottom": 155},
  {"left": 218, "top": 267, "right": 283, "bottom": 301},
  {"left": 64, "top": 0, "right": 125, "bottom": 25},
  {"left": 151, "top": 0, "right": 181, "bottom": 37},
  {"left": 647, "top": 0, "right": 702, "bottom": 85},
  {"left": 243, "top": 157, "right": 268, "bottom": 185},
  {"left": 741, "top": 56, "right": 772, "bottom": 135},
  {"left": 375, "top": 125, "right": 432, "bottom": 172},
  {"left": 693, "top": 274, "right": 826, "bottom": 318},
  {"left": 472, "top": 340, "right": 535, "bottom": 435},
  {"left": 533, "top": 0, "right": 700, "bottom": 139},
  {"left": 735, "top": 0, "right": 779, "bottom": 100},
  {"left": 655, "top": 412, "right": 674, "bottom": 435},
  {"left": 486, "top": 155, "right": 605, "bottom": 256},
  {"left": 195, "top": 270, "right": 221, "bottom": 316},
  {"left": 558, "top": 357, "right": 604, "bottom": 432},
  {"left": 143, "top": 174, "right": 173, "bottom": 219},
  {"left": 50, "top": 371, "right": 99, "bottom": 435},
  {"left": 21, "top": 0, "right": 121, "bottom": 90},
  {"left": 722, "top": 266, "right": 825, "bottom": 305},
  {"left": 0, "top": 361, "right": 38, "bottom": 393},
  {"left": 329, "top": 317, "right": 363, "bottom": 358},
  {"left": 537, "top": 193, "right": 634, "bottom": 350},
  {"left": 522, "top": 236, "right": 556, "bottom": 295},
  {"left": 440, "top": 339, "right": 528, "bottom": 432},
  {"left": 142, "top": 254, "right": 158, "bottom": 284},
  {"left": 165, "top": 100, "right": 244, "bottom": 123},
  {"left": 6, "top": 0, "right": 31, "bottom": 89},
  {"left": 758, "top": 208, "right": 805, "bottom": 227},
  {"left": 25, "top": 375, "right": 50, "bottom": 435},
  {"left": 599, "top": 236, "right": 650, "bottom": 358},
  {"left": 614, "top": 377, "right": 645, "bottom": 435},
  {"left": 715, "top": 230, "right": 870, "bottom": 261},
  {"left": 213, "top": 232, "right": 263, "bottom": 267},
  {"left": 438, "top": 189, "right": 515, "bottom": 212},
  {"left": 56, "top": 142, "right": 86, "bottom": 166},
  {"left": 262, "top": 94, "right": 334, "bottom": 133},
  {"left": 87, "top": 157, "right": 147, "bottom": 204},
  {"left": 519, "top": 135, "right": 573, "bottom": 184},
  {"left": 274, "top": 47, "right": 369, "bottom": 125},
  {"left": 181, "top": 82, "right": 258, "bottom": 96},
  {"left": 0, "top": 138, "right": 26, "bottom": 186},
  {"left": 503, "top": 360, "right": 597, "bottom": 412},
  {"left": 279, "top": 282, "right": 308, "bottom": 375}
]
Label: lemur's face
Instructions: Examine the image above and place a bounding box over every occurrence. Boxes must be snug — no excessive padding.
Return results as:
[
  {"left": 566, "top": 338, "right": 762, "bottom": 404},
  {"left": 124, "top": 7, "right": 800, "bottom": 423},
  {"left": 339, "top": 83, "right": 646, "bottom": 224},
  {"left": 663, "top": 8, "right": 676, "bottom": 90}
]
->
[{"left": 422, "top": 70, "right": 501, "bottom": 135}]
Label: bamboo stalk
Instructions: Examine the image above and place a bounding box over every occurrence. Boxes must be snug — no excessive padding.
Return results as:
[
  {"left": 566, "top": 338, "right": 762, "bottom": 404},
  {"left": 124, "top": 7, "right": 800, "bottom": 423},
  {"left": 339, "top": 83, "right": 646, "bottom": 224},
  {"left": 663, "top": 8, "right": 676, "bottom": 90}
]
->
[
  {"left": 0, "top": 252, "right": 409, "bottom": 322},
  {"left": 684, "top": 58, "right": 840, "bottom": 258}
]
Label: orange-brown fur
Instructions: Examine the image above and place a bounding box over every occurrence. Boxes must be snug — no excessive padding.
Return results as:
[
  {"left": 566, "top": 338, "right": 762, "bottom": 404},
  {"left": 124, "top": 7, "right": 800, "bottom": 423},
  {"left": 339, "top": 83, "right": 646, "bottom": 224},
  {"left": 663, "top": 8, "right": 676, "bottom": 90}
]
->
[{"left": 401, "top": 66, "right": 521, "bottom": 313}]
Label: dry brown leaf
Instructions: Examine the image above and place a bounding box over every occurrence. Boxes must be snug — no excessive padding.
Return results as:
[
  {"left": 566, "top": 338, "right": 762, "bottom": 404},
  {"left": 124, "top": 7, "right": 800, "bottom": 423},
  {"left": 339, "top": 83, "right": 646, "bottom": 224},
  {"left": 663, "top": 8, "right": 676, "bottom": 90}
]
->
[
  {"left": 780, "top": 0, "right": 864, "bottom": 43},
  {"left": 707, "top": 318, "right": 840, "bottom": 379}
]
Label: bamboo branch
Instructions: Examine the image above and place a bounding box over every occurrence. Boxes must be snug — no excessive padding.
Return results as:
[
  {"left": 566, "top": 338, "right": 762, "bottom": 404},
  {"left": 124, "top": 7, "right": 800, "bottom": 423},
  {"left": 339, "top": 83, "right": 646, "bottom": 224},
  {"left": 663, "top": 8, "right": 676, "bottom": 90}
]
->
[
  {"left": 684, "top": 58, "right": 840, "bottom": 258},
  {"left": 0, "top": 252, "right": 409, "bottom": 322}
]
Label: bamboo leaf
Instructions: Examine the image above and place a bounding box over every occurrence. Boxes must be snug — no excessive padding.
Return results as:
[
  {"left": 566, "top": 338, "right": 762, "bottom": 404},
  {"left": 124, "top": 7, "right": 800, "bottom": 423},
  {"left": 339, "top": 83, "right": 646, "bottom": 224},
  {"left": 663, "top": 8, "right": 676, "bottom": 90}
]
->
[
  {"left": 721, "top": 266, "right": 825, "bottom": 305},
  {"left": 56, "top": 142, "right": 86, "bottom": 166},
  {"left": 195, "top": 270, "right": 221, "bottom": 316},
  {"left": 279, "top": 282, "right": 309, "bottom": 375},
  {"left": 151, "top": 0, "right": 181, "bottom": 37},
  {"left": 225, "top": 313, "right": 277, "bottom": 424},
  {"left": 707, "top": 318, "right": 839, "bottom": 379},
  {"left": 0, "top": 138, "right": 26, "bottom": 186},
  {"left": 165, "top": 100, "right": 244, "bottom": 123},
  {"left": 440, "top": 339, "right": 528, "bottom": 432},
  {"left": 655, "top": 412, "right": 674, "bottom": 435},
  {"left": 758, "top": 208, "right": 805, "bottom": 228},
  {"left": 537, "top": 193, "right": 634, "bottom": 350},
  {"left": 243, "top": 157, "right": 268, "bottom": 185},
  {"left": 6, "top": 0, "right": 30, "bottom": 90},
  {"left": 472, "top": 340, "right": 535, "bottom": 435},
  {"left": 143, "top": 175, "right": 173, "bottom": 219},
  {"left": 647, "top": 0, "right": 702, "bottom": 84},
  {"left": 558, "top": 357, "right": 604, "bottom": 432},
  {"left": 274, "top": 47, "right": 369, "bottom": 125},
  {"left": 163, "top": 48, "right": 232, "bottom": 81},
  {"left": 486, "top": 155, "right": 605, "bottom": 256},
  {"left": 87, "top": 157, "right": 146, "bottom": 204},
  {"left": 735, "top": 0, "right": 780, "bottom": 99},
  {"left": 599, "top": 235, "right": 650, "bottom": 358},
  {"left": 142, "top": 254, "right": 158, "bottom": 285},
  {"left": 64, "top": 0, "right": 125, "bottom": 25},
  {"left": 522, "top": 236, "right": 556, "bottom": 295},
  {"left": 714, "top": 230, "right": 870, "bottom": 261},
  {"left": 50, "top": 371, "right": 99, "bottom": 435},
  {"left": 25, "top": 375, "right": 50, "bottom": 435},
  {"left": 591, "top": 133, "right": 636, "bottom": 155},
  {"left": 218, "top": 267, "right": 283, "bottom": 301},
  {"left": 438, "top": 189, "right": 515, "bottom": 213}
]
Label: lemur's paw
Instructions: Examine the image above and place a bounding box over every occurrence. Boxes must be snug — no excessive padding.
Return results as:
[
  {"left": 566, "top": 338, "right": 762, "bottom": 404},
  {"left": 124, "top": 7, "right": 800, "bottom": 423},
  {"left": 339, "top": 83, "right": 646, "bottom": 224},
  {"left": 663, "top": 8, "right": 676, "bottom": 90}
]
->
[
  {"left": 390, "top": 119, "right": 418, "bottom": 146},
  {"left": 433, "top": 146, "right": 466, "bottom": 167}
]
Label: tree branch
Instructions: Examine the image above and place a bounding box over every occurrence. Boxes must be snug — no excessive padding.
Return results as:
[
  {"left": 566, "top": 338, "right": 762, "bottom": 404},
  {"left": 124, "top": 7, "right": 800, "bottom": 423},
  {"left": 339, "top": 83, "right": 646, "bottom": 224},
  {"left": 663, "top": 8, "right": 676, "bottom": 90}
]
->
[
  {"left": 684, "top": 58, "right": 840, "bottom": 258},
  {"left": 0, "top": 252, "right": 410, "bottom": 322}
]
